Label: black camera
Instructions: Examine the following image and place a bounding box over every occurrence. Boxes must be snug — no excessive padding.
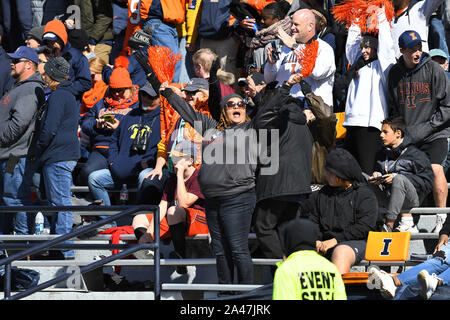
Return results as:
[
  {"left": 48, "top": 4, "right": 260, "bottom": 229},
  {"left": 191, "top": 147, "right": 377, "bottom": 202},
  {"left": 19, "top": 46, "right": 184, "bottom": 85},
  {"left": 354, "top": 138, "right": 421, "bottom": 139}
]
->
[{"left": 131, "top": 127, "right": 150, "bottom": 153}]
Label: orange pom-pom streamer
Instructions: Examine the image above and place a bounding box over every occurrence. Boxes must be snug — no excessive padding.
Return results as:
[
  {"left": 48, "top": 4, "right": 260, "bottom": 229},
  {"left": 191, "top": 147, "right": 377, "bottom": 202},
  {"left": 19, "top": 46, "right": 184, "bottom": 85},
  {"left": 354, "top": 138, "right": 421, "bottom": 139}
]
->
[
  {"left": 293, "top": 40, "right": 320, "bottom": 79},
  {"left": 146, "top": 45, "right": 182, "bottom": 84},
  {"left": 331, "top": 0, "right": 394, "bottom": 34}
]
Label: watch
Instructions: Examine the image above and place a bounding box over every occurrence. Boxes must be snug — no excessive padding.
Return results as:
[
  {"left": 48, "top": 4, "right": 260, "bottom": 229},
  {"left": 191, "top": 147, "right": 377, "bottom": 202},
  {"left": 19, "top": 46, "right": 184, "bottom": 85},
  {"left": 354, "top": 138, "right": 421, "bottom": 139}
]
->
[{"left": 291, "top": 43, "right": 299, "bottom": 51}]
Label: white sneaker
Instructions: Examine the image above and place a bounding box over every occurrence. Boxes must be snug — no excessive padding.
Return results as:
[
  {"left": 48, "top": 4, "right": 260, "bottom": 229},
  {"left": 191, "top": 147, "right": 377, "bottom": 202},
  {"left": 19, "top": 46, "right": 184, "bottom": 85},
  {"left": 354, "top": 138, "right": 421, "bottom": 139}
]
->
[
  {"left": 432, "top": 214, "right": 447, "bottom": 234},
  {"left": 368, "top": 267, "right": 397, "bottom": 299},
  {"left": 395, "top": 223, "right": 419, "bottom": 233},
  {"left": 133, "top": 249, "right": 154, "bottom": 259},
  {"left": 417, "top": 270, "right": 440, "bottom": 300}
]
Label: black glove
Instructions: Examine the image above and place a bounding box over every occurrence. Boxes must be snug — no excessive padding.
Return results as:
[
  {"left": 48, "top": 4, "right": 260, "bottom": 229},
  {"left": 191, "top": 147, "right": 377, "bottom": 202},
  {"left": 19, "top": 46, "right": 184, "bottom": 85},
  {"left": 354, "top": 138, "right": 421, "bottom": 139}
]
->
[
  {"left": 299, "top": 80, "right": 312, "bottom": 95},
  {"left": 135, "top": 50, "right": 161, "bottom": 90}
]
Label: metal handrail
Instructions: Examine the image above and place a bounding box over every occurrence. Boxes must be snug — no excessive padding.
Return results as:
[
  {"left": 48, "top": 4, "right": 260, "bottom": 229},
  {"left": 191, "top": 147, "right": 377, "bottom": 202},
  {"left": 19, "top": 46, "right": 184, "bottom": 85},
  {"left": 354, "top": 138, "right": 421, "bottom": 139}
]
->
[{"left": 0, "top": 205, "right": 160, "bottom": 300}]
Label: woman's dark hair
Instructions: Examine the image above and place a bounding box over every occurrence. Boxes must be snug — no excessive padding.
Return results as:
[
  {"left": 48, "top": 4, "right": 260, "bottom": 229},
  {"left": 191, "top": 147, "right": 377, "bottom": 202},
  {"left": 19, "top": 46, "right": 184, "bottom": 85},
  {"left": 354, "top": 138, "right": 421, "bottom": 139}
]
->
[{"left": 382, "top": 116, "right": 406, "bottom": 137}]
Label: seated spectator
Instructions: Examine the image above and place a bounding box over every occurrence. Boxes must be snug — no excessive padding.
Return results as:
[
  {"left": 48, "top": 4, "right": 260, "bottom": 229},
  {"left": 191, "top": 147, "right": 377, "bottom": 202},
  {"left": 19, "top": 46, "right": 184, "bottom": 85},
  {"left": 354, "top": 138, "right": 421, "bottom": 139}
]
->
[
  {"left": 429, "top": 48, "right": 450, "bottom": 76},
  {"left": 369, "top": 215, "right": 450, "bottom": 300},
  {"left": 35, "top": 56, "right": 80, "bottom": 259},
  {"left": 132, "top": 141, "right": 208, "bottom": 273},
  {"left": 298, "top": 148, "right": 379, "bottom": 274},
  {"left": 273, "top": 218, "right": 347, "bottom": 300},
  {"left": 80, "top": 57, "right": 109, "bottom": 118},
  {"left": 368, "top": 117, "right": 434, "bottom": 233},
  {"left": 79, "top": 61, "right": 139, "bottom": 186},
  {"left": 42, "top": 19, "right": 92, "bottom": 103},
  {"left": 88, "top": 83, "right": 165, "bottom": 218}
]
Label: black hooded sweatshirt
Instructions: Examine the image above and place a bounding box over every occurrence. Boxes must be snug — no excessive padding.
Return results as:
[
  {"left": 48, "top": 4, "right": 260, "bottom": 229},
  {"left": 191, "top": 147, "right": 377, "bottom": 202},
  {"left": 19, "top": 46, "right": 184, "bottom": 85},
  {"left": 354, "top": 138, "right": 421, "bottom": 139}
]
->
[{"left": 298, "top": 149, "right": 378, "bottom": 242}]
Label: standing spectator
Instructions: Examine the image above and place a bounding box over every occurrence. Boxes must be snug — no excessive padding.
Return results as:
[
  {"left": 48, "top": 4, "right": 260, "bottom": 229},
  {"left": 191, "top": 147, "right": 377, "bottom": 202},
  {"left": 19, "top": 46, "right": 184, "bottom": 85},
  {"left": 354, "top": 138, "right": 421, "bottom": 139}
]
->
[
  {"left": 390, "top": 0, "right": 445, "bottom": 58},
  {"left": 264, "top": 8, "right": 335, "bottom": 108},
  {"left": 79, "top": 61, "right": 139, "bottom": 186},
  {"left": 0, "top": 0, "right": 32, "bottom": 52},
  {"left": 429, "top": 48, "right": 450, "bottom": 75},
  {"left": 0, "top": 25, "right": 14, "bottom": 97},
  {"left": 139, "top": 0, "right": 187, "bottom": 83},
  {"left": 35, "top": 56, "right": 80, "bottom": 259},
  {"left": 88, "top": 83, "right": 166, "bottom": 209},
  {"left": 387, "top": 30, "right": 450, "bottom": 233},
  {"left": 298, "top": 148, "right": 379, "bottom": 274},
  {"left": 342, "top": 7, "right": 397, "bottom": 174},
  {"left": 0, "top": 46, "right": 45, "bottom": 235},
  {"left": 273, "top": 218, "right": 347, "bottom": 300},
  {"left": 369, "top": 117, "right": 434, "bottom": 232},
  {"left": 42, "top": 19, "right": 92, "bottom": 104},
  {"left": 253, "top": 75, "right": 313, "bottom": 261},
  {"left": 73, "top": 0, "right": 114, "bottom": 64}
]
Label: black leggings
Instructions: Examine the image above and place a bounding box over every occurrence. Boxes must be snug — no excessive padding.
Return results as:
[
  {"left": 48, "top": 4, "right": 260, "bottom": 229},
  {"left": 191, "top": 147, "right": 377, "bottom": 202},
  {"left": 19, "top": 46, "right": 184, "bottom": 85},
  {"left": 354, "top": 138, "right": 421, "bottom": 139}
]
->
[{"left": 344, "top": 126, "right": 382, "bottom": 175}]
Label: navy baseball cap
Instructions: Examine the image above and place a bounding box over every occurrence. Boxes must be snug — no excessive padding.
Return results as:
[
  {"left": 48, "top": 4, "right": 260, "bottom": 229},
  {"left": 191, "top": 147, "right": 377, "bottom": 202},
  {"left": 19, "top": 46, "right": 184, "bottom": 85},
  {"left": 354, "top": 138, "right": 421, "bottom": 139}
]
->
[
  {"left": 140, "top": 82, "right": 158, "bottom": 97},
  {"left": 7, "top": 46, "right": 39, "bottom": 64},
  {"left": 398, "top": 30, "right": 424, "bottom": 49}
]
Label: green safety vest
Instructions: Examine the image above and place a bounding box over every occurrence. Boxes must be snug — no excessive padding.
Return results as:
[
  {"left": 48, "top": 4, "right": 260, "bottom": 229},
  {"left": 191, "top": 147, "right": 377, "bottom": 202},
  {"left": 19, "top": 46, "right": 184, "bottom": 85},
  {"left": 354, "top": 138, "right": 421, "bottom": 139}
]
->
[{"left": 272, "top": 250, "right": 347, "bottom": 300}]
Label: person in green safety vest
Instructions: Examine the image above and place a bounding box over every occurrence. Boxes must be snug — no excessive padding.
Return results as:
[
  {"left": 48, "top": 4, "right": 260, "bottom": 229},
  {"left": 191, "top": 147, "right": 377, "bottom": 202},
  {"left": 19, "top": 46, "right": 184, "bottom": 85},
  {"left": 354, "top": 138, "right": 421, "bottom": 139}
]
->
[{"left": 272, "top": 218, "right": 347, "bottom": 300}]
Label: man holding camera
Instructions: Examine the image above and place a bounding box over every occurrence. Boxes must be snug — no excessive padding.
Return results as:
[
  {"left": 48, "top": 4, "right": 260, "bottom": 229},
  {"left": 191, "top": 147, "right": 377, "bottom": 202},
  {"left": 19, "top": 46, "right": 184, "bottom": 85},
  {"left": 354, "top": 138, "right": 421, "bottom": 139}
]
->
[{"left": 88, "top": 83, "right": 168, "bottom": 209}]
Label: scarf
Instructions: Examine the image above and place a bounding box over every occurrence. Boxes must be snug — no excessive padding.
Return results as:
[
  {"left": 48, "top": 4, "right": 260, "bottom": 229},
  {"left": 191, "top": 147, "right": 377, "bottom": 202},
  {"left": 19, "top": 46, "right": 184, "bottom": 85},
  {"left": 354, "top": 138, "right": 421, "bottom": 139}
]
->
[
  {"left": 250, "top": 16, "right": 292, "bottom": 49},
  {"left": 104, "top": 85, "right": 139, "bottom": 109}
]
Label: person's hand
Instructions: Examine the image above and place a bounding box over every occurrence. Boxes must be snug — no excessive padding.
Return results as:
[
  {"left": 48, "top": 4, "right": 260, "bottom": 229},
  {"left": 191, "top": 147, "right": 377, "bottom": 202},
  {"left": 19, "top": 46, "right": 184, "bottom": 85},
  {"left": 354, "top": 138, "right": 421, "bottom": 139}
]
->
[
  {"left": 303, "top": 109, "right": 316, "bottom": 123},
  {"left": 145, "top": 167, "right": 164, "bottom": 180},
  {"left": 369, "top": 172, "right": 384, "bottom": 185},
  {"left": 159, "top": 81, "right": 170, "bottom": 92},
  {"left": 318, "top": 238, "right": 338, "bottom": 254},
  {"left": 245, "top": 76, "right": 257, "bottom": 98},
  {"left": 96, "top": 118, "right": 106, "bottom": 129},
  {"left": 65, "top": 19, "right": 75, "bottom": 29},
  {"left": 175, "top": 160, "right": 187, "bottom": 177},
  {"left": 240, "top": 0, "right": 249, "bottom": 3},
  {"left": 382, "top": 173, "right": 395, "bottom": 184},
  {"left": 316, "top": 240, "right": 322, "bottom": 253},
  {"left": 434, "top": 234, "right": 449, "bottom": 254},
  {"left": 185, "top": 42, "right": 196, "bottom": 52},
  {"left": 286, "top": 73, "right": 302, "bottom": 87},
  {"left": 277, "top": 26, "right": 296, "bottom": 49},
  {"left": 266, "top": 46, "right": 277, "bottom": 65},
  {"left": 240, "top": 18, "right": 256, "bottom": 32},
  {"left": 105, "top": 119, "right": 120, "bottom": 130}
]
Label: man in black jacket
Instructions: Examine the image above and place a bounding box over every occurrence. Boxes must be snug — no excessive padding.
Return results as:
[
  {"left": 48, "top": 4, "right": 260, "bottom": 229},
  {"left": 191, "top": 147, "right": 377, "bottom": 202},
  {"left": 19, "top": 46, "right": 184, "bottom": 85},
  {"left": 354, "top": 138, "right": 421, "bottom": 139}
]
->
[
  {"left": 387, "top": 30, "right": 450, "bottom": 233},
  {"left": 253, "top": 74, "right": 313, "bottom": 260},
  {"left": 368, "top": 116, "right": 434, "bottom": 232}
]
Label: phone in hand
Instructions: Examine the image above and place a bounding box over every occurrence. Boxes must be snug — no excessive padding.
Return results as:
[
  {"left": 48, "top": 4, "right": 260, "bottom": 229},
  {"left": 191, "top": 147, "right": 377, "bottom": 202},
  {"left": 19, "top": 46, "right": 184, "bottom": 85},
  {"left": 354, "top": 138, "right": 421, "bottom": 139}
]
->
[
  {"left": 103, "top": 114, "right": 115, "bottom": 124},
  {"left": 270, "top": 40, "right": 279, "bottom": 61},
  {"left": 369, "top": 175, "right": 385, "bottom": 182}
]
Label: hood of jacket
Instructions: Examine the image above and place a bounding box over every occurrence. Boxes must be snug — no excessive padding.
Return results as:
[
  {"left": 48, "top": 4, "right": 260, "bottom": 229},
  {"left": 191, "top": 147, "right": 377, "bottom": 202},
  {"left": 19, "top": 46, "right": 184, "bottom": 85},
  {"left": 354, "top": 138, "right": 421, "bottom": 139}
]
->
[
  {"left": 324, "top": 148, "right": 365, "bottom": 183},
  {"left": 279, "top": 218, "right": 319, "bottom": 257}
]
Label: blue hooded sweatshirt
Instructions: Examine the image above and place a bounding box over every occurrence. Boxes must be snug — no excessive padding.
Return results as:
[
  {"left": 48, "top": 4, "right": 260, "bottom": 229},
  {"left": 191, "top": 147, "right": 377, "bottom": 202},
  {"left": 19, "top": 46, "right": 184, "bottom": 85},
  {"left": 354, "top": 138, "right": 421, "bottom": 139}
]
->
[{"left": 108, "top": 105, "right": 161, "bottom": 182}]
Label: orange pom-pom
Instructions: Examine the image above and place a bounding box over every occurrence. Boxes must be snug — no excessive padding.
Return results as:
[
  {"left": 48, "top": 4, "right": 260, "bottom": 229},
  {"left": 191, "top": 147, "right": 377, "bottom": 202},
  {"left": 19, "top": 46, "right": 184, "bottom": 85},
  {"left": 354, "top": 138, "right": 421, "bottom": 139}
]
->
[
  {"left": 293, "top": 40, "right": 320, "bottom": 79},
  {"left": 146, "top": 46, "right": 182, "bottom": 84},
  {"left": 114, "top": 55, "right": 129, "bottom": 69}
]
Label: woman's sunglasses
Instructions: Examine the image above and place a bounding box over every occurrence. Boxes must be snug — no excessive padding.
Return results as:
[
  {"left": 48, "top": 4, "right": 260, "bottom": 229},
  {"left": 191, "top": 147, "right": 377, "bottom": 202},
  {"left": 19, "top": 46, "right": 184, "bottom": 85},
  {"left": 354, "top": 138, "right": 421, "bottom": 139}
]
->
[{"left": 225, "top": 100, "right": 246, "bottom": 109}]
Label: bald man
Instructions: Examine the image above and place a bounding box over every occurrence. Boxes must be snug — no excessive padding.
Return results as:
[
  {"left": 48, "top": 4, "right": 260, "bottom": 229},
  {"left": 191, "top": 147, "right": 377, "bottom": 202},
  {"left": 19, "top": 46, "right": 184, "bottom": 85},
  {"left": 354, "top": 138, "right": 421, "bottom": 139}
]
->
[{"left": 264, "top": 9, "right": 336, "bottom": 108}]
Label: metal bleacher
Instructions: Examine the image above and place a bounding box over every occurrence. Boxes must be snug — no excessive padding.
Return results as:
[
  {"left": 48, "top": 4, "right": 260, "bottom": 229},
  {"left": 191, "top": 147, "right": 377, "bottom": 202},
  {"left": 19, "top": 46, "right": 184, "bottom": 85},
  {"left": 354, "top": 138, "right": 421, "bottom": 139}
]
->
[{"left": 0, "top": 183, "right": 447, "bottom": 300}]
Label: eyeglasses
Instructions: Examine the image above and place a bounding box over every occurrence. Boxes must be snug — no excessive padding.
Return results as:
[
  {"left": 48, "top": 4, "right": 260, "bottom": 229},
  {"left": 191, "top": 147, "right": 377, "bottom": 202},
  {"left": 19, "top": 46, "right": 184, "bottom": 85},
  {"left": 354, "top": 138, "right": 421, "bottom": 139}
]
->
[
  {"left": 11, "top": 59, "right": 29, "bottom": 65},
  {"left": 225, "top": 100, "right": 246, "bottom": 109}
]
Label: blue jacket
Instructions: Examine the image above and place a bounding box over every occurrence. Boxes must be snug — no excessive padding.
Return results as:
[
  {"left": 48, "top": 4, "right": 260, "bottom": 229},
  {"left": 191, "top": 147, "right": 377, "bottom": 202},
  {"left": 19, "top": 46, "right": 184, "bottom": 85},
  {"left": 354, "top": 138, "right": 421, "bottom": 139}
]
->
[
  {"left": 0, "top": 46, "right": 13, "bottom": 97},
  {"left": 108, "top": 106, "right": 161, "bottom": 182},
  {"left": 36, "top": 81, "right": 80, "bottom": 166},
  {"left": 81, "top": 95, "right": 139, "bottom": 149},
  {"left": 198, "top": 0, "right": 233, "bottom": 40},
  {"left": 61, "top": 41, "right": 93, "bottom": 101},
  {"left": 0, "top": 0, "right": 32, "bottom": 51}
]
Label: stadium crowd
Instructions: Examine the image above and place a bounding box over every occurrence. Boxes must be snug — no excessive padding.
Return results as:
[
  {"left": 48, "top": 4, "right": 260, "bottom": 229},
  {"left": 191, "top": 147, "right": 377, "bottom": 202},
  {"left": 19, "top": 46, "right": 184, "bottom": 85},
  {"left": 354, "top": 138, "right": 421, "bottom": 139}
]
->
[{"left": 1, "top": 0, "right": 450, "bottom": 300}]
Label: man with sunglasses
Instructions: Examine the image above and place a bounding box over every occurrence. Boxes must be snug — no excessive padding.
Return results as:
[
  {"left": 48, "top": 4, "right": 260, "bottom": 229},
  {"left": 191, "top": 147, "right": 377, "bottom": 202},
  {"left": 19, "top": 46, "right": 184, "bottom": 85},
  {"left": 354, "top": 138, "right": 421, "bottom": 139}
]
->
[{"left": 0, "top": 46, "right": 45, "bottom": 235}]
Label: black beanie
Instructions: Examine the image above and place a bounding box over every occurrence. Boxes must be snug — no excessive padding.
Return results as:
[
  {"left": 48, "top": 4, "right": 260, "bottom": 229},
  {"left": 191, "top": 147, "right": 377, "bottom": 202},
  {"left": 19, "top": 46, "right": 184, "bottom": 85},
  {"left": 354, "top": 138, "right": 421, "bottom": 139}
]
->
[
  {"left": 68, "top": 28, "right": 89, "bottom": 52},
  {"left": 325, "top": 148, "right": 365, "bottom": 183},
  {"left": 219, "top": 93, "right": 244, "bottom": 112},
  {"left": 279, "top": 218, "right": 319, "bottom": 257},
  {"left": 44, "top": 56, "right": 70, "bottom": 82}
]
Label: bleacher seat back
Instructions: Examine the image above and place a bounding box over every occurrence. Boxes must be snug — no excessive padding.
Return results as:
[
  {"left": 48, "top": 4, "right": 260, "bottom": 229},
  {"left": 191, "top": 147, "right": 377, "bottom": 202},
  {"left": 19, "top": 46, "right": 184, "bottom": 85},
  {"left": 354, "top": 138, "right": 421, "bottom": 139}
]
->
[{"left": 364, "top": 231, "right": 411, "bottom": 262}]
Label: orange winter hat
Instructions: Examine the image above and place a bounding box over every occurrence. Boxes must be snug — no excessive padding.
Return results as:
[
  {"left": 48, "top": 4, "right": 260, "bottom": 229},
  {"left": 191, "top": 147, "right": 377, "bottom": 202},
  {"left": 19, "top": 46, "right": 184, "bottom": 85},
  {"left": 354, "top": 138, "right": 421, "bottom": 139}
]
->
[
  {"left": 43, "top": 20, "right": 68, "bottom": 45},
  {"left": 109, "top": 56, "right": 132, "bottom": 88}
]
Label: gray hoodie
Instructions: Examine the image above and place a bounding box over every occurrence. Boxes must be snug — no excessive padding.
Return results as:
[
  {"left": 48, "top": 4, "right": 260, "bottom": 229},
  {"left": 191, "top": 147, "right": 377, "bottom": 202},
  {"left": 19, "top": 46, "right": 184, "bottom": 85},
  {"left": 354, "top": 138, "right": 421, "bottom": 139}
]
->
[{"left": 0, "top": 72, "right": 45, "bottom": 160}]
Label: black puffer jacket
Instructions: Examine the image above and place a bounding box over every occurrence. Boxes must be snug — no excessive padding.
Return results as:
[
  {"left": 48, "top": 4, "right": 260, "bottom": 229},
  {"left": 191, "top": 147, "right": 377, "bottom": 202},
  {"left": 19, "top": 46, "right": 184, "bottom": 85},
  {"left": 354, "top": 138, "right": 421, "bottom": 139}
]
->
[
  {"left": 373, "top": 135, "right": 434, "bottom": 202},
  {"left": 254, "top": 83, "right": 313, "bottom": 202}
]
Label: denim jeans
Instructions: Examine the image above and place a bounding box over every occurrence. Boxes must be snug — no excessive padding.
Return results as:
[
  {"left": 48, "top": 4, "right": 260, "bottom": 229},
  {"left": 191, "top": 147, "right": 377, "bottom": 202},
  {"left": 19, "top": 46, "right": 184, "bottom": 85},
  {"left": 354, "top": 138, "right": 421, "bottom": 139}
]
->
[
  {"left": 42, "top": 161, "right": 77, "bottom": 258},
  {"left": 0, "top": 157, "right": 37, "bottom": 234},
  {"left": 394, "top": 244, "right": 450, "bottom": 299},
  {"left": 205, "top": 190, "right": 256, "bottom": 284},
  {"left": 142, "top": 18, "right": 180, "bottom": 83},
  {"left": 429, "top": 16, "right": 449, "bottom": 60}
]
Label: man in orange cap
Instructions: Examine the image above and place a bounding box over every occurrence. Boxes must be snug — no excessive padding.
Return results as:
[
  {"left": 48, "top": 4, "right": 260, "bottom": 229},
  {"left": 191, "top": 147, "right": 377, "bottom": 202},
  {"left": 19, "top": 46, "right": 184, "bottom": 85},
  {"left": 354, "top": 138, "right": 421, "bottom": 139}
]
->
[{"left": 42, "top": 19, "right": 92, "bottom": 104}]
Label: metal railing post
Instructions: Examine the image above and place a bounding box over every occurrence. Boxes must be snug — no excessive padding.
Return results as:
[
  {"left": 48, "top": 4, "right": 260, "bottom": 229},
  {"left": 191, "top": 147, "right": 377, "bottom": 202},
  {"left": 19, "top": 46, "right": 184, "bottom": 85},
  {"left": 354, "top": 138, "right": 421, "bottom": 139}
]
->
[
  {"left": 154, "top": 206, "right": 160, "bottom": 300},
  {"left": 4, "top": 263, "right": 11, "bottom": 299}
]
